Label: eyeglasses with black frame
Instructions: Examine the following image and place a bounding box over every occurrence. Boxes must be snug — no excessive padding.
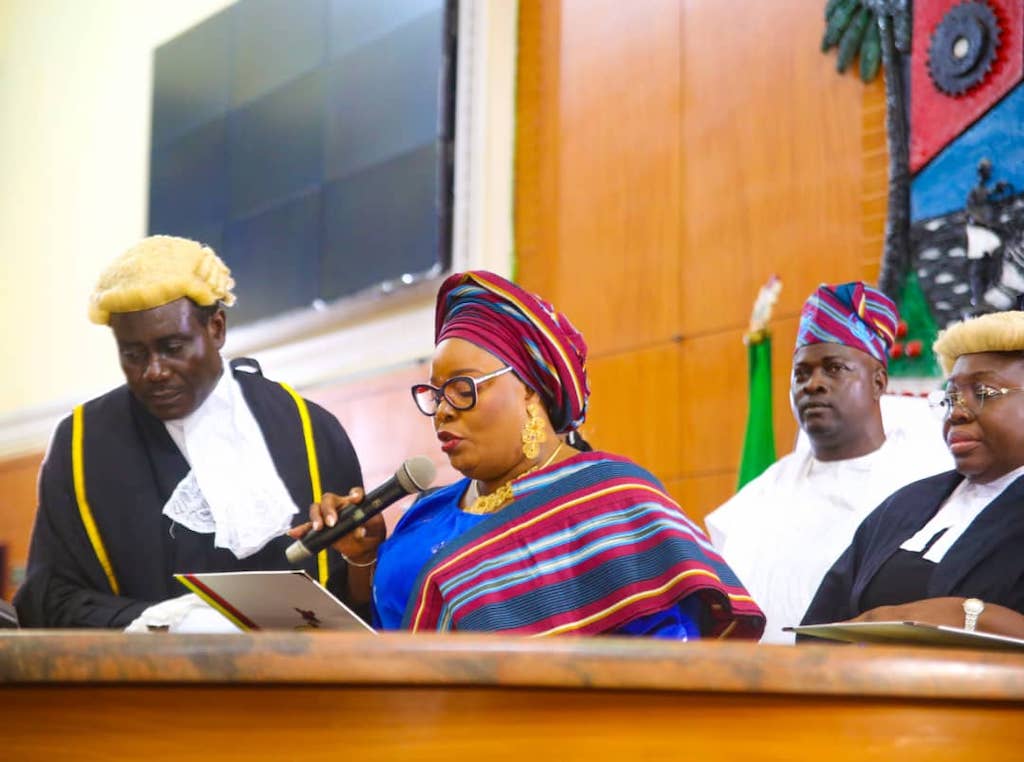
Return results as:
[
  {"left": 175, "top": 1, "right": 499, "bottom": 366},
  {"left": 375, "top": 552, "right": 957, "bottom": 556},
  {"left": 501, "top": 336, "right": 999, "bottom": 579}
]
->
[
  {"left": 927, "top": 383, "right": 1024, "bottom": 419},
  {"left": 411, "top": 366, "right": 515, "bottom": 416}
]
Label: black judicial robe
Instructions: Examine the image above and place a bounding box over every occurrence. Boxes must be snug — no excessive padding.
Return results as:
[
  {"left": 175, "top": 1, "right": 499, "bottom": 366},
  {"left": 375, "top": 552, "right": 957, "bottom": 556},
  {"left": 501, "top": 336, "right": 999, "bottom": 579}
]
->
[
  {"left": 802, "top": 470, "right": 1024, "bottom": 626},
  {"left": 14, "top": 365, "right": 363, "bottom": 628}
]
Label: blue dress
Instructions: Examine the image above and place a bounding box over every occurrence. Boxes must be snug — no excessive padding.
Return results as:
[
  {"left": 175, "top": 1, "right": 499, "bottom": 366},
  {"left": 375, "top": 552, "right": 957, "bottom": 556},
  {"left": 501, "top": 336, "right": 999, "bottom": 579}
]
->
[{"left": 372, "top": 479, "right": 702, "bottom": 637}]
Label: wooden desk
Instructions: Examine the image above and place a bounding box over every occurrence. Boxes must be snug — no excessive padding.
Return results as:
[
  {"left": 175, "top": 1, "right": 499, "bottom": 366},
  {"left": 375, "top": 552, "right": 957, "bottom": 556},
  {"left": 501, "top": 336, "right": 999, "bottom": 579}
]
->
[{"left": 1, "top": 632, "right": 1021, "bottom": 760}]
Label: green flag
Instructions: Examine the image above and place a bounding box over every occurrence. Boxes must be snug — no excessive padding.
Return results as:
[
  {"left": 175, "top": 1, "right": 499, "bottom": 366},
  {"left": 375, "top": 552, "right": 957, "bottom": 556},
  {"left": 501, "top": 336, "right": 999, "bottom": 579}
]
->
[{"left": 737, "top": 335, "right": 775, "bottom": 489}]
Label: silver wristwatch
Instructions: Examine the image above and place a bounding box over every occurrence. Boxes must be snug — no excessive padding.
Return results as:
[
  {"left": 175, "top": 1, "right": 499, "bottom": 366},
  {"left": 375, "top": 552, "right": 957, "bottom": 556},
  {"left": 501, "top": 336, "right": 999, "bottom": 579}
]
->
[{"left": 962, "top": 598, "right": 985, "bottom": 632}]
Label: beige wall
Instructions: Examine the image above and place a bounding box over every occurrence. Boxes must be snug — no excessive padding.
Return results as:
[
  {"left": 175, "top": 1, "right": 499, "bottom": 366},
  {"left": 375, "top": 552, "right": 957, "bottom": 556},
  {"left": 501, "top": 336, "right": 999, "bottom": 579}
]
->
[{"left": 0, "top": 0, "right": 234, "bottom": 417}]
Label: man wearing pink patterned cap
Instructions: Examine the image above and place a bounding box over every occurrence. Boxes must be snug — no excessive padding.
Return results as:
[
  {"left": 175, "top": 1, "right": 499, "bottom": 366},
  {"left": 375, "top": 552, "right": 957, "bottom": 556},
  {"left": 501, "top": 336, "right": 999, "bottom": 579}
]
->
[{"left": 706, "top": 282, "right": 951, "bottom": 644}]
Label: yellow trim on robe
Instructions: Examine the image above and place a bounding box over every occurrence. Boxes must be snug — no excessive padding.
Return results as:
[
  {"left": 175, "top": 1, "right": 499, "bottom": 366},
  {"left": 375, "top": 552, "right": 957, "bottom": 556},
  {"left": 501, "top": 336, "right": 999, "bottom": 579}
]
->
[
  {"left": 71, "top": 384, "right": 329, "bottom": 596},
  {"left": 71, "top": 405, "right": 121, "bottom": 595},
  {"left": 278, "top": 382, "right": 329, "bottom": 585}
]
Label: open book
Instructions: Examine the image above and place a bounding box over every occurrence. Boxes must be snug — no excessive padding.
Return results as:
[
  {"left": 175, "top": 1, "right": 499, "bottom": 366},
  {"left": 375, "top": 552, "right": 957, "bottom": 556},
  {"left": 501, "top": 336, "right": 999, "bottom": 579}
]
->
[
  {"left": 176, "top": 570, "right": 374, "bottom": 633},
  {"left": 786, "top": 621, "right": 1024, "bottom": 652}
]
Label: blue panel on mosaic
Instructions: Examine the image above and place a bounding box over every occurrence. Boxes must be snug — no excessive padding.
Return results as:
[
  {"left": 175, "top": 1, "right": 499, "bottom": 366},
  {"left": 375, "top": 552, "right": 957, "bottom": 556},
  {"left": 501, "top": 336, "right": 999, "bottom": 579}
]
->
[{"left": 148, "top": 0, "right": 456, "bottom": 327}]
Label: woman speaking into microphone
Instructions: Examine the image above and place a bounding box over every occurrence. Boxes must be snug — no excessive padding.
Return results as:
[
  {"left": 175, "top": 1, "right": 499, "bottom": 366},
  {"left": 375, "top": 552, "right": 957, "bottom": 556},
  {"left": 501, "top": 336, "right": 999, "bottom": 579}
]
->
[{"left": 293, "top": 271, "right": 763, "bottom": 638}]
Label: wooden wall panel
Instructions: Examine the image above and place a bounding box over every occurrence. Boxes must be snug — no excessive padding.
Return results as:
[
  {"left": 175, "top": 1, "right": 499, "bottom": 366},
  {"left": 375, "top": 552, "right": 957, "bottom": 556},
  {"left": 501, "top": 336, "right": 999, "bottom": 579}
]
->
[
  {"left": 770, "top": 315, "right": 801, "bottom": 455},
  {"left": 678, "top": 330, "right": 746, "bottom": 474},
  {"left": 583, "top": 341, "right": 680, "bottom": 480},
  {"left": 680, "top": 0, "right": 873, "bottom": 336},
  {"left": 860, "top": 76, "right": 888, "bottom": 279},
  {"left": 514, "top": 0, "right": 561, "bottom": 302},
  {"left": 527, "top": 0, "right": 684, "bottom": 356},
  {"left": 0, "top": 453, "right": 42, "bottom": 598}
]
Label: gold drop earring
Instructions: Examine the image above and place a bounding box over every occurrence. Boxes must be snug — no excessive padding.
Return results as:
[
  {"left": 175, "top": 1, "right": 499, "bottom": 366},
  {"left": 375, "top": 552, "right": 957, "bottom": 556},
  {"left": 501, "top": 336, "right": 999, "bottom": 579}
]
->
[{"left": 521, "top": 402, "right": 546, "bottom": 459}]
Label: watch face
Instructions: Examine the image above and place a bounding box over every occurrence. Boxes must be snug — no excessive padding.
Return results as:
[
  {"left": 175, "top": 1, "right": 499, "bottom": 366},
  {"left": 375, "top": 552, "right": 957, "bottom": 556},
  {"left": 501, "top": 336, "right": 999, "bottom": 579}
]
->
[{"left": 964, "top": 598, "right": 984, "bottom": 616}]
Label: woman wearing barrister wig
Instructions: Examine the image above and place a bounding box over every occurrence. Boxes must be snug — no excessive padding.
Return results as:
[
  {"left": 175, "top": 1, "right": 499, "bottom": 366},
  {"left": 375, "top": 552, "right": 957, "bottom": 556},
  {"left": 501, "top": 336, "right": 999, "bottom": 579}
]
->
[
  {"left": 802, "top": 310, "right": 1024, "bottom": 638},
  {"left": 300, "top": 271, "right": 764, "bottom": 637}
]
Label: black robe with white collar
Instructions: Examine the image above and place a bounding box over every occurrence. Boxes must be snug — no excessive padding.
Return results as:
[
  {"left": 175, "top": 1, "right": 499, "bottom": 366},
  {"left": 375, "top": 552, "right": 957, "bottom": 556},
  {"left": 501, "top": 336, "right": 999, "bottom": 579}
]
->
[
  {"left": 15, "top": 364, "right": 363, "bottom": 628},
  {"left": 802, "top": 470, "right": 1024, "bottom": 626}
]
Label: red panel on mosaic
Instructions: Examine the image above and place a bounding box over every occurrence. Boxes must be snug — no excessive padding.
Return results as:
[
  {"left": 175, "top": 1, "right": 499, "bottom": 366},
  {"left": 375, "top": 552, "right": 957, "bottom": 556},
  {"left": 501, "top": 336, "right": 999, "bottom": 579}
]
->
[{"left": 910, "top": 0, "right": 1023, "bottom": 173}]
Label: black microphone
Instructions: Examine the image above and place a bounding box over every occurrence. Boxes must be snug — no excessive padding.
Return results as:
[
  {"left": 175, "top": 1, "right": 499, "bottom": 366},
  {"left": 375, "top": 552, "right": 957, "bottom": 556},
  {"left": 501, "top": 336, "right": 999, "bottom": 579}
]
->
[{"left": 285, "top": 456, "right": 437, "bottom": 564}]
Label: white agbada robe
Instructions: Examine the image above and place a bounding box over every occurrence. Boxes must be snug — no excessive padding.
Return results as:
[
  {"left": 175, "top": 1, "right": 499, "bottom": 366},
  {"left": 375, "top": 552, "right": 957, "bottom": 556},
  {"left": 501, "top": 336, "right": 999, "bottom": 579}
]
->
[{"left": 706, "top": 395, "right": 953, "bottom": 645}]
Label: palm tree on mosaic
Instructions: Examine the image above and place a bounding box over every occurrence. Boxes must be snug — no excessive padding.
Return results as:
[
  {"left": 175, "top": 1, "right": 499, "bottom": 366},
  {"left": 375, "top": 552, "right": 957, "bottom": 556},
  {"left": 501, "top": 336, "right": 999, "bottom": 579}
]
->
[{"left": 822, "top": 0, "right": 912, "bottom": 300}]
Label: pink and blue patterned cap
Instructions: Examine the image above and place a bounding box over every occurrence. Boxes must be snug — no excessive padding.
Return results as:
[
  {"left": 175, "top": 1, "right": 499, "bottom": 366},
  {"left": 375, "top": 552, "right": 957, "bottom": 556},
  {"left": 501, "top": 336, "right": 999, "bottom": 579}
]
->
[
  {"left": 435, "top": 271, "right": 589, "bottom": 433},
  {"left": 796, "top": 282, "right": 898, "bottom": 366}
]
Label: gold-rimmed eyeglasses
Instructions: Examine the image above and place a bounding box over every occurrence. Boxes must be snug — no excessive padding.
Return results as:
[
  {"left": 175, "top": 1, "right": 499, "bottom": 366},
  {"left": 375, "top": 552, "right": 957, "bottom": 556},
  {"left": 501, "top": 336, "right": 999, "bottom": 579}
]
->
[{"left": 927, "top": 383, "right": 1024, "bottom": 419}]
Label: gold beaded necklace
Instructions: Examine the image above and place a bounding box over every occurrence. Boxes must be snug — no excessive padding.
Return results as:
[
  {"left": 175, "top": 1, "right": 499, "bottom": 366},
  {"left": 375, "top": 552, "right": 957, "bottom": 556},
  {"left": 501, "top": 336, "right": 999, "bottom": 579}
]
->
[{"left": 463, "top": 443, "right": 564, "bottom": 515}]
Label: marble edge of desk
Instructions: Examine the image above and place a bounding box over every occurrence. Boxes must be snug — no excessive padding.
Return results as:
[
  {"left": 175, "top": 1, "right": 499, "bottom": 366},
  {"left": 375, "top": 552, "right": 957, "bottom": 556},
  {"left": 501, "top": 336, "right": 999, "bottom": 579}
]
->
[{"left": 0, "top": 631, "right": 1022, "bottom": 701}]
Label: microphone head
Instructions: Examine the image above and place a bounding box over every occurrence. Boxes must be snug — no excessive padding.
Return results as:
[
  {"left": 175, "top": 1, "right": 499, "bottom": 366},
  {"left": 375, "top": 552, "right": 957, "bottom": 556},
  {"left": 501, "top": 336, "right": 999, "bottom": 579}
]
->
[
  {"left": 396, "top": 455, "right": 437, "bottom": 493},
  {"left": 285, "top": 540, "right": 313, "bottom": 564}
]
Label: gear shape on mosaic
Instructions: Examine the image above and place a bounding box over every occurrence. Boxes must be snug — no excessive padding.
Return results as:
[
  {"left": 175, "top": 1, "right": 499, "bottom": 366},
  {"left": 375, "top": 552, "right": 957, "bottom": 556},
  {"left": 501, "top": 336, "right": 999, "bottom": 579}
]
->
[{"left": 927, "top": 0, "right": 1002, "bottom": 96}]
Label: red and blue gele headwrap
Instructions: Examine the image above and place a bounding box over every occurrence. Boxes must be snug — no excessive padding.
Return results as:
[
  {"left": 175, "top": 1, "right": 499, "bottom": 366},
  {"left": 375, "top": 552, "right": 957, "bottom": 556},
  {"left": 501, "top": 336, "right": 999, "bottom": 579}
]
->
[
  {"left": 796, "top": 282, "right": 898, "bottom": 366},
  {"left": 434, "top": 271, "right": 589, "bottom": 433}
]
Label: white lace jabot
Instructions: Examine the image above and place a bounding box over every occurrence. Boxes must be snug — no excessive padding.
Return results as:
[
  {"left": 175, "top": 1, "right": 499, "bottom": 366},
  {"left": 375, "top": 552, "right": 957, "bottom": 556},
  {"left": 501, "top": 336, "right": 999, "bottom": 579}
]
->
[{"left": 162, "top": 366, "right": 298, "bottom": 558}]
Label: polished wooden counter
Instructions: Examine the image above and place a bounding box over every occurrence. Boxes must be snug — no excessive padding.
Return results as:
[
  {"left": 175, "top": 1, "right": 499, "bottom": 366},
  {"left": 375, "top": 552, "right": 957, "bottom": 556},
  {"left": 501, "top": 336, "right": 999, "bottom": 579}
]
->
[{"left": 1, "top": 632, "right": 1022, "bottom": 760}]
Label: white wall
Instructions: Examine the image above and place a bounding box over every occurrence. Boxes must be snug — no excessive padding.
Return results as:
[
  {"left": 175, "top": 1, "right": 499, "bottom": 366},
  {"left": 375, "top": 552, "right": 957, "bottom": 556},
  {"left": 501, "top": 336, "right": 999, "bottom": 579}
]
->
[
  {"left": 0, "top": 0, "right": 235, "bottom": 416},
  {"left": 0, "top": 0, "right": 518, "bottom": 455}
]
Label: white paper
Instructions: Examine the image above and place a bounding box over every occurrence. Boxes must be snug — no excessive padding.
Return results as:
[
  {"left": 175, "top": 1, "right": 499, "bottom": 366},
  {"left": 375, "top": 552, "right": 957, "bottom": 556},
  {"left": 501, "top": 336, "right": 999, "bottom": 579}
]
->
[{"left": 175, "top": 570, "right": 375, "bottom": 633}]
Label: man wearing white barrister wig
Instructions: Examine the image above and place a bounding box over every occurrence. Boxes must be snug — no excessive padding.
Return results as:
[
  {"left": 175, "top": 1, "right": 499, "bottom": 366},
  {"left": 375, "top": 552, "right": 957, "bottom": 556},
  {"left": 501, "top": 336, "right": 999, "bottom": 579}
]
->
[{"left": 15, "top": 236, "right": 363, "bottom": 629}]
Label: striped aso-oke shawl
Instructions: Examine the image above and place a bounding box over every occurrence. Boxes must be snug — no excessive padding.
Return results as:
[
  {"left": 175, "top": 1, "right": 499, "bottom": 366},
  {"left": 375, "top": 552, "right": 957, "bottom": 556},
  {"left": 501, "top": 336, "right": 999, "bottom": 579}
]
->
[
  {"left": 796, "top": 282, "right": 898, "bottom": 366},
  {"left": 435, "top": 271, "right": 589, "bottom": 433},
  {"left": 402, "top": 453, "right": 766, "bottom": 637}
]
